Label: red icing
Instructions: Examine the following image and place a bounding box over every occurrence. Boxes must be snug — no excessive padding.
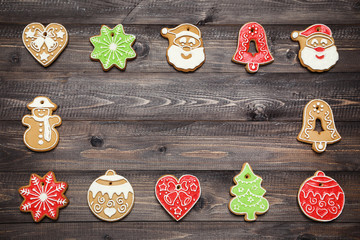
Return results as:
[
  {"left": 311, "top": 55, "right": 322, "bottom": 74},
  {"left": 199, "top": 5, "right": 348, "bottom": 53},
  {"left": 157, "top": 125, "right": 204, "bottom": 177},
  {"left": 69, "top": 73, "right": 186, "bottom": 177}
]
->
[
  {"left": 300, "top": 24, "right": 332, "bottom": 37},
  {"left": 19, "top": 171, "right": 68, "bottom": 222},
  {"left": 232, "top": 22, "right": 274, "bottom": 73},
  {"left": 155, "top": 175, "right": 201, "bottom": 221},
  {"left": 298, "top": 171, "right": 345, "bottom": 222}
]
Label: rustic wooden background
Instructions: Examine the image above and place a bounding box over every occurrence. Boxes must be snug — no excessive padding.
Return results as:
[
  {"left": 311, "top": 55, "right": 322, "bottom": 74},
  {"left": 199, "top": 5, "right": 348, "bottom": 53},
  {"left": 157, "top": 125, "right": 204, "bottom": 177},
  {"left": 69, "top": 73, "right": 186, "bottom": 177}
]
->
[{"left": 0, "top": 0, "right": 359, "bottom": 239}]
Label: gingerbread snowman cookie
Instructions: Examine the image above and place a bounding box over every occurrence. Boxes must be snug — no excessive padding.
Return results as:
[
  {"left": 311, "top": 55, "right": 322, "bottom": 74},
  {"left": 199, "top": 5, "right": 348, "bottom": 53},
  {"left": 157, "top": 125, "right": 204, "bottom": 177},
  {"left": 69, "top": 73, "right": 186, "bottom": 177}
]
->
[
  {"left": 232, "top": 22, "right": 274, "bottom": 73},
  {"left": 87, "top": 170, "right": 135, "bottom": 221},
  {"left": 22, "top": 23, "right": 68, "bottom": 67},
  {"left": 19, "top": 171, "right": 69, "bottom": 222},
  {"left": 155, "top": 174, "right": 201, "bottom": 221},
  {"left": 297, "top": 99, "right": 341, "bottom": 153},
  {"left": 22, "top": 96, "right": 62, "bottom": 152},
  {"left": 161, "top": 23, "right": 205, "bottom": 72},
  {"left": 298, "top": 171, "right": 345, "bottom": 222},
  {"left": 291, "top": 24, "right": 339, "bottom": 72}
]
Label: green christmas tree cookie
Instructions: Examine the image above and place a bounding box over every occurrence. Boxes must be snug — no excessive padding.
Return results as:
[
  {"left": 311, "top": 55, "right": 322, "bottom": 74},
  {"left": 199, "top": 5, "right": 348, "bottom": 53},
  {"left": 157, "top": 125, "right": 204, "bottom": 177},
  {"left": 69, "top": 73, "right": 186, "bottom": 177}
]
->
[
  {"left": 90, "top": 24, "right": 136, "bottom": 71},
  {"left": 229, "top": 162, "right": 269, "bottom": 221}
]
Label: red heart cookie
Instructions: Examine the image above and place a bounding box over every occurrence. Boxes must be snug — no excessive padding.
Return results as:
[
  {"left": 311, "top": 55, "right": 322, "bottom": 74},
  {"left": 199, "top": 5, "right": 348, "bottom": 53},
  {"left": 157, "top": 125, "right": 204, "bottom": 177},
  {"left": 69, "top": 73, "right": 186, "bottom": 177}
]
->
[{"left": 155, "top": 175, "right": 201, "bottom": 221}]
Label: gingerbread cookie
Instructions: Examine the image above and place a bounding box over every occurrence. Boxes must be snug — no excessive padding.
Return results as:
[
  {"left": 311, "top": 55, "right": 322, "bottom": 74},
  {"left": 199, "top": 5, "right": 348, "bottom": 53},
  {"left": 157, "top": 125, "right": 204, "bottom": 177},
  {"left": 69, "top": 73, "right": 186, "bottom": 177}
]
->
[
  {"left": 155, "top": 175, "right": 201, "bottom": 221},
  {"left": 297, "top": 99, "right": 341, "bottom": 153},
  {"left": 161, "top": 23, "right": 205, "bottom": 72},
  {"left": 87, "top": 170, "right": 134, "bottom": 221},
  {"left": 90, "top": 25, "right": 136, "bottom": 71},
  {"left": 19, "top": 171, "right": 68, "bottom": 222},
  {"left": 22, "top": 96, "right": 62, "bottom": 152},
  {"left": 22, "top": 23, "right": 68, "bottom": 67},
  {"left": 298, "top": 171, "right": 345, "bottom": 222},
  {"left": 232, "top": 22, "right": 274, "bottom": 73},
  {"left": 291, "top": 24, "right": 339, "bottom": 72},
  {"left": 229, "top": 163, "right": 269, "bottom": 221}
]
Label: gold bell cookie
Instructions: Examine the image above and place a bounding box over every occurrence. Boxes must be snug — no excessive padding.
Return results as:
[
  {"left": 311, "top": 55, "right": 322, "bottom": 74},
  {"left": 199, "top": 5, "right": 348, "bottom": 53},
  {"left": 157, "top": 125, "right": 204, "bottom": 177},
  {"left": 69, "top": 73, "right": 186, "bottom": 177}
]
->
[
  {"left": 291, "top": 24, "right": 339, "bottom": 72},
  {"left": 22, "top": 23, "right": 68, "bottom": 67},
  {"left": 161, "top": 23, "right": 205, "bottom": 72},
  {"left": 297, "top": 99, "right": 341, "bottom": 153},
  {"left": 87, "top": 170, "right": 135, "bottom": 221},
  {"left": 22, "top": 96, "right": 62, "bottom": 152}
]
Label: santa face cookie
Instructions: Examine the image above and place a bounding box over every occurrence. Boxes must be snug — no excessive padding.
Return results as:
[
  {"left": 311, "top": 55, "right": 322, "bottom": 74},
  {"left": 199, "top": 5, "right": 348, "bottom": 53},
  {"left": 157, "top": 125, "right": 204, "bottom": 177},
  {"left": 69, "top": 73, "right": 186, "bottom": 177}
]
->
[
  {"left": 298, "top": 171, "right": 345, "bottom": 222},
  {"left": 87, "top": 170, "right": 134, "bottom": 221},
  {"left": 229, "top": 163, "right": 269, "bottom": 221},
  {"left": 90, "top": 25, "right": 136, "bottom": 71},
  {"left": 161, "top": 24, "right": 205, "bottom": 72},
  {"left": 22, "top": 96, "right": 62, "bottom": 152},
  {"left": 232, "top": 22, "right": 274, "bottom": 73},
  {"left": 291, "top": 24, "right": 339, "bottom": 72},
  {"left": 297, "top": 99, "right": 341, "bottom": 153},
  {"left": 22, "top": 23, "right": 68, "bottom": 67},
  {"left": 155, "top": 175, "right": 201, "bottom": 221},
  {"left": 19, "top": 171, "right": 68, "bottom": 222}
]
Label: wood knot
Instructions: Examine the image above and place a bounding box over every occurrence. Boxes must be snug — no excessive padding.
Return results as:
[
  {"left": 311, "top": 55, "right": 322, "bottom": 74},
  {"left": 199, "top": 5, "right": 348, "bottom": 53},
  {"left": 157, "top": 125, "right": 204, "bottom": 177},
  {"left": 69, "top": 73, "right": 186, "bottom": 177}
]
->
[
  {"left": 158, "top": 146, "right": 167, "bottom": 153},
  {"left": 90, "top": 136, "right": 104, "bottom": 147},
  {"left": 104, "top": 235, "right": 113, "bottom": 240},
  {"left": 297, "top": 234, "right": 317, "bottom": 240},
  {"left": 133, "top": 41, "right": 150, "bottom": 58},
  {"left": 286, "top": 49, "right": 296, "bottom": 59},
  {"left": 10, "top": 53, "right": 20, "bottom": 64},
  {"left": 247, "top": 103, "right": 268, "bottom": 121}
]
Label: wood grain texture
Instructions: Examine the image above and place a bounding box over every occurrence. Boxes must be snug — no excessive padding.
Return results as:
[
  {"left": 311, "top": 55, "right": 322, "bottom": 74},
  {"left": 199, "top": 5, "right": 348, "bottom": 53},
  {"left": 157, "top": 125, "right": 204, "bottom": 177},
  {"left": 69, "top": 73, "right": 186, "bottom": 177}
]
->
[
  {"left": 1, "top": 171, "right": 359, "bottom": 224},
  {"left": 1, "top": 0, "right": 360, "bottom": 25},
  {"left": 1, "top": 0, "right": 360, "bottom": 239},
  {"left": 0, "top": 121, "right": 359, "bottom": 171},
  {"left": 0, "top": 72, "right": 359, "bottom": 121},
  {"left": 1, "top": 24, "right": 360, "bottom": 73},
  {"left": 1, "top": 222, "right": 359, "bottom": 240}
]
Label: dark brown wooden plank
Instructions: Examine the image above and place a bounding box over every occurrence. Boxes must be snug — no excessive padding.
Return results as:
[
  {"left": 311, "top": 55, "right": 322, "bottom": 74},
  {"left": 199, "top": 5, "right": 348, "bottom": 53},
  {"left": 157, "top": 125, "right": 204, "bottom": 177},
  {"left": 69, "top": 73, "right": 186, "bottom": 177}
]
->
[
  {"left": 1, "top": 24, "right": 359, "bottom": 73},
  {"left": 1, "top": 221, "right": 359, "bottom": 240},
  {"left": 0, "top": 121, "right": 359, "bottom": 172},
  {"left": 0, "top": 72, "right": 359, "bottom": 121},
  {"left": 1, "top": 171, "right": 359, "bottom": 224},
  {"left": 1, "top": 0, "right": 360, "bottom": 25}
]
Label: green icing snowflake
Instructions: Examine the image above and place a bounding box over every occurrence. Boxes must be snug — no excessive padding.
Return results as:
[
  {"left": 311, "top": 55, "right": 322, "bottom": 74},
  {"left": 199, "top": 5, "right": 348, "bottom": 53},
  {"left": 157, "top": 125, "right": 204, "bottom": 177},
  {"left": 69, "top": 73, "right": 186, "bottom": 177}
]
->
[{"left": 90, "top": 24, "right": 136, "bottom": 71}]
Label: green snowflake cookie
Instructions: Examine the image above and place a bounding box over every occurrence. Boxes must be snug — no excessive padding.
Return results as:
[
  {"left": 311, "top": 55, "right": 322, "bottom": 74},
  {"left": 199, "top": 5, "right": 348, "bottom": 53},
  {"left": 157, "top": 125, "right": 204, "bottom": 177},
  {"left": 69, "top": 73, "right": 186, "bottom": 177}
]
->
[
  {"left": 229, "top": 162, "right": 269, "bottom": 221},
  {"left": 90, "top": 24, "right": 136, "bottom": 71}
]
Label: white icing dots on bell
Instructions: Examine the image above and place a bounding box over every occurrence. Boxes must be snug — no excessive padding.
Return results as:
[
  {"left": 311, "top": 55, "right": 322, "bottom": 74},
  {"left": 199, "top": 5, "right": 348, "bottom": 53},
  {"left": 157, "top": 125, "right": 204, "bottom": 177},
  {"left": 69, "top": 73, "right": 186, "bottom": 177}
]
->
[
  {"left": 39, "top": 134, "right": 43, "bottom": 138},
  {"left": 38, "top": 140, "right": 44, "bottom": 145},
  {"left": 313, "top": 102, "right": 324, "bottom": 113}
]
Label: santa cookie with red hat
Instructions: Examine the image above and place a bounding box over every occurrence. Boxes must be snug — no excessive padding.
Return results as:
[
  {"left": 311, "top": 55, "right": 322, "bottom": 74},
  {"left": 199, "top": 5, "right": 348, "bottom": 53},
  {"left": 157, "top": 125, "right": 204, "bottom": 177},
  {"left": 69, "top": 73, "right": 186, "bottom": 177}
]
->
[
  {"left": 291, "top": 24, "right": 339, "bottom": 72},
  {"left": 161, "top": 23, "right": 205, "bottom": 72}
]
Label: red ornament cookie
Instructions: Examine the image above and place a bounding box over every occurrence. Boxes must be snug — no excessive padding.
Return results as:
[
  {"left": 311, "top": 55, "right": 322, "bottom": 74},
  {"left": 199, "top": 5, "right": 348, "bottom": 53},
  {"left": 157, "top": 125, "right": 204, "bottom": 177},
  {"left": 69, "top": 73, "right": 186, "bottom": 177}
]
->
[
  {"left": 155, "top": 175, "right": 201, "bottom": 221},
  {"left": 232, "top": 22, "right": 274, "bottom": 73},
  {"left": 19, "top": 171, "right": 69, "bottom": 222},
  {"left": 298, "top": 171, "right": 345, "bottom": 222}
]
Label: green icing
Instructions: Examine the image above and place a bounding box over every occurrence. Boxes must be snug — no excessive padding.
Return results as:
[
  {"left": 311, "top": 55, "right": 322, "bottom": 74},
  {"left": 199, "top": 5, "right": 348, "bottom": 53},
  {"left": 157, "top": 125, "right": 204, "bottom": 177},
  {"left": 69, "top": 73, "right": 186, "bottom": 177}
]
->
[
  {"left": 229, "top": 163, "right": 269, "bottom": 221},
  {"left": 90, "top": 25, "right": 136, "bottom": 70}
]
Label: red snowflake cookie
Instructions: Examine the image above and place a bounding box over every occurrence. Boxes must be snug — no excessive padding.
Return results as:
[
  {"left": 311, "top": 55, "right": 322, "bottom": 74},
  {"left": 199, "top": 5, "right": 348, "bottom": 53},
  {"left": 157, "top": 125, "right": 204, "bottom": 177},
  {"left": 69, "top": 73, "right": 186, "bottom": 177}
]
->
[{"left": 19, "top": 171, "right": 69, "bottom": 222}]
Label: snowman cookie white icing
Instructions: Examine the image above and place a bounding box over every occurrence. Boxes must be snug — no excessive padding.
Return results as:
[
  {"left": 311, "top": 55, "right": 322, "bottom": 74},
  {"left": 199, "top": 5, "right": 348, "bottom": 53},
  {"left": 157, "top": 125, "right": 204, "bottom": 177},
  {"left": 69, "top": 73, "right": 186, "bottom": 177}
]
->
[
  {"left": 22, "top": 96, "right": 62, "bottom": 152},
  {"left": 87, "top": 170, "right": 134, "bottom": 221}
]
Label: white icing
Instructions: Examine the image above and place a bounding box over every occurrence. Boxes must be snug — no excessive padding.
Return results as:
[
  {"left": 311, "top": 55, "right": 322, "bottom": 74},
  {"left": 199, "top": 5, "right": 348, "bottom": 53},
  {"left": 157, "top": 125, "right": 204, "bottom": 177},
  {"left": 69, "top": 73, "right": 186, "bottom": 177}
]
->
[
  {"left": 88, "top": 171, "right": 134, "bottom": 200},
  {"left": 167, "top": 45, "right": 205, "bottom": 70},
  {"left": 161, "top": 28, "right": 168, "bottom": 35},
  {"left": 300, "top": 45, "right": 339, "bottom": 70},
  {"left": 28, "top": 97, "right": 55, "bottom": 108},
  {"left": 174, "top": 31, "right": 200, "bottom": 40}
]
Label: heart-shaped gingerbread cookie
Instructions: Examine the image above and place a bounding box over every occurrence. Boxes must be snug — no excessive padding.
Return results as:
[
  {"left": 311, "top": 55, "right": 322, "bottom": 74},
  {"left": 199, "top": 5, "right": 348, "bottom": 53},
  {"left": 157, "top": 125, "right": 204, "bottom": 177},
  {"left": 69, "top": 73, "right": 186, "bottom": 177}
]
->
[
  {"left": 155, "top": 175, "right": 201, "bottom": 221},
  {"left": 22, "top": 23, "right": 68, "bottom": 67}
]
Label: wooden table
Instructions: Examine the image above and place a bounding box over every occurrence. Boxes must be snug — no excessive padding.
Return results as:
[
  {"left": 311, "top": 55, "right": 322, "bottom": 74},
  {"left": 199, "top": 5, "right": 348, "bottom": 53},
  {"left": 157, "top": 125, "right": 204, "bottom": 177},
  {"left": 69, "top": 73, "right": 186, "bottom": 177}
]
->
[{"left": 1, "top": 1, "right": 359, "bottom": 239}]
